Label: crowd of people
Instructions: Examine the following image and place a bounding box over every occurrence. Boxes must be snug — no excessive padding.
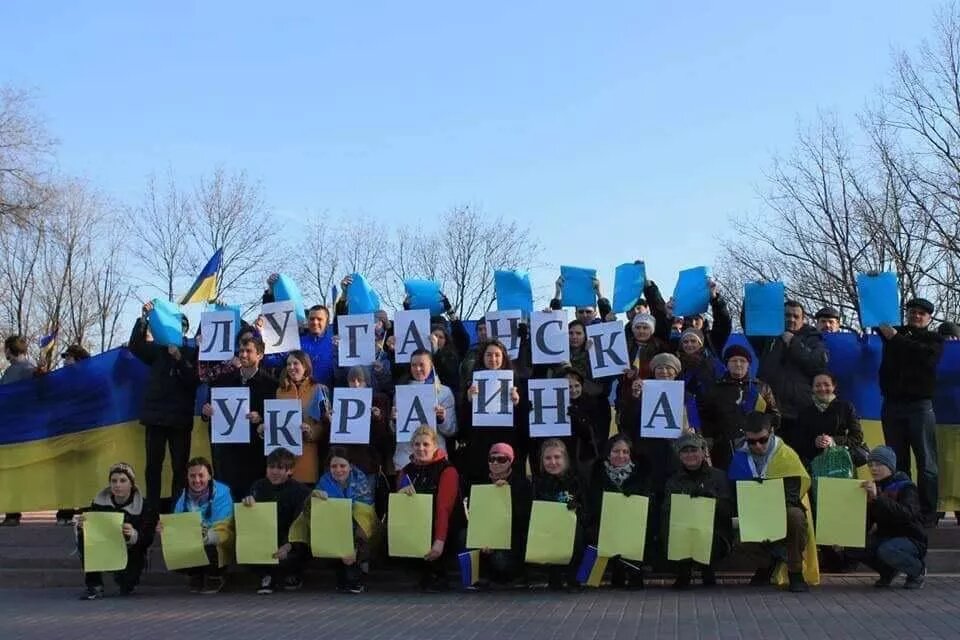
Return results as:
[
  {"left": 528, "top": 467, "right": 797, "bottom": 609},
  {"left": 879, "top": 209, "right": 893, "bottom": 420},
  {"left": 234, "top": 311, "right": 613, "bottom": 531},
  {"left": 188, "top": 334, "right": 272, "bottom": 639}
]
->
[{"left": 1, "top": 270, "right": 951, "bottom": 599}]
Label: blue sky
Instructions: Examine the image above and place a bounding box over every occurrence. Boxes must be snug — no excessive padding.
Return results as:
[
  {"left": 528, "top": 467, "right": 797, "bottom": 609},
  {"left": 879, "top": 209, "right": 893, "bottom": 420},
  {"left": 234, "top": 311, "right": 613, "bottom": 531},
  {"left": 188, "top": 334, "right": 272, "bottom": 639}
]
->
[{"left": 0, "top": 1, "right": 941, "bottom": 309}]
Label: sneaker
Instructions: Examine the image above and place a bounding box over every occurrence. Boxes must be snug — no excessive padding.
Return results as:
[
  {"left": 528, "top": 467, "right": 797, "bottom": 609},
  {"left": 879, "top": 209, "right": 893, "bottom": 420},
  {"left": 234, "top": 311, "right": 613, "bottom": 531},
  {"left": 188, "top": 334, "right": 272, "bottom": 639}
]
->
[
  {"left": 0, "top": 516, "right": 21, "bottom": 527},
  {"left": 188, "top": 575, "right": 204, "bottom": 593},
  {"left": 283, "top": 575, "right": 303, "bottom": 591},
  {"left": 56, "top": 517, "right": 71, "bottom": 526},
  {"left": 79, "top": 586, "right": 104, "bottom": 601},
  {"left": 200, "top": 575, "right": 225, "bottom": 595},
  {"left": 874, "top": 570, "right": 897, "bottom": 588},
  {"left": 787, "top": 572, "right": 809, "bottom": 593},
  {"left": 338, "top": 582, "right": 366, "bottom": 594},
  {"left": 257, "top": 576, "right": 275, "bottom": 595},
  {"left": 904, "top": 566, "right": 926, "bottom": 590}
]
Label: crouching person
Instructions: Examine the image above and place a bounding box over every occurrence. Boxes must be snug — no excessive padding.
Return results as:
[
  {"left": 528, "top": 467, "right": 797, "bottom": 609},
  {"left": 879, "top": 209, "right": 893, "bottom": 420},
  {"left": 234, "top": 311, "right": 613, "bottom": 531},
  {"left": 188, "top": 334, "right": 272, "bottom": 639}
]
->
[
  {"left": 286, "top": 447, "right": 380, "bottom": 593},
  {"left": 166, "top": 457, "right": 234, "bottom": 594},
  {"left": 242, "top": 448, "right": 310, "bottom": 595},
  {"left": 727, "top": 412, "right": 819, "bottom": 593},
  {"left": 662, "top": 433, "right": 733, "bottom": 589},
  {"left": 856, "top": 446, "right": 928, "bottom": 589},
  {"left": 77, "top": 463, "right": 154, "bottom": 600}
]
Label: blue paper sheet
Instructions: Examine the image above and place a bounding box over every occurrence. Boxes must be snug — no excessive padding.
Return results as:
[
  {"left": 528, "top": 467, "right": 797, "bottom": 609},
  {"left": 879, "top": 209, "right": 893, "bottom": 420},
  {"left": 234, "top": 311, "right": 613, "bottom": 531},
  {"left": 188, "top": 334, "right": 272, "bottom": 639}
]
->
[
  {"left": 560, "top": 266, "right": 597, "bottom": 307},
  {"left": 148, "top": 298, "right": 185, "bottom": 347},
  {"left": 347, "top": 273, "right": 382, "bottom": 314},
  {"left": 612, "top": 262, "right": 647, "bottom": 313},
  {"left": 494, "top": 270, "right": 533, "bottom": 313},
  {"left": 672, "top": 267, "right": 710, "bottom": 317},
  {"left": 856, "top": 272, "right": 900, "bottom": 327},
  {"left": 743, "top": 282, "right": 785, "bottom": 336},
  {"left": 404, "top": 279, "right": 444, "bottom": 315},
  {"left": 271, "top": 274, "right": 307, "bottom": 324}
]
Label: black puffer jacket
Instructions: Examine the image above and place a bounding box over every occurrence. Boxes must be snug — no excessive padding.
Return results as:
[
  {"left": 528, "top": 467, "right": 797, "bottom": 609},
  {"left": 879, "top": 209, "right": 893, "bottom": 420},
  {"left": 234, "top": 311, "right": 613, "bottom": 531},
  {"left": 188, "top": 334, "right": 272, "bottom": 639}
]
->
[
  {"left": 662, "top": 462, "right": 734, "bottom": 552},
  {"left": 870, "top": 471, "right": 927, "bottom": 551},
  {"left": 128, "top": 318, "right": 199, "bottom": 428},
  {"left": 750, "top": 325, "right": 828, "bottom": 420},
  {"left": 587, "top": 460, "right": 651, "bottom": 537},
  {"left": 879, "top": 327, "right": 944, "bottom": 402}
]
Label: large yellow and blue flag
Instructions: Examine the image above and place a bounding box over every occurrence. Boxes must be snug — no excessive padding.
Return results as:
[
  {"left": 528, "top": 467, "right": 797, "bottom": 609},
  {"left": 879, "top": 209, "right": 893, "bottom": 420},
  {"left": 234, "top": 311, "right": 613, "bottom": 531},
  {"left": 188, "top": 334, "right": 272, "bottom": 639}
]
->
[
  {"left": 180, "top": 248, "right": 223, "bottom": 305},
  {"left": 0, "top": 348, "right": 210, "bottom": 512}
]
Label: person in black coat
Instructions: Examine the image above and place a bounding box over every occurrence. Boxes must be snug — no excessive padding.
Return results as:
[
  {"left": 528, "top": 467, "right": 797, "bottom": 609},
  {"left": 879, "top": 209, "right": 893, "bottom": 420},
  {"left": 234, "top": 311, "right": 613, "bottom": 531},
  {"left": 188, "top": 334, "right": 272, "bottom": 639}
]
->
[
  {"left": 472, "top": 442, "right": 532, "bottom": 586},
  {"left": 587, "top": 434, "right": 651, "bottom": 589},
  {"left": 853, "top": 446, "right": 928, "bottom": 589},
  {"left": 77, "top": 463, "right": 154, "bottom": 600},
  {"left": 877, "top": 298, "right": 945, "bottom": 525},
  {"left": 662, "top": 433, "right": 733, "bottom": 589},
  {"left": 201, "top": 335, "right": 279, "bottom": 502},
  {"left": 795, "top": 372, "right": 866, "bottom": 468},
  {"left": 128, "top": 302, "right": 200, "bottom": 514}
]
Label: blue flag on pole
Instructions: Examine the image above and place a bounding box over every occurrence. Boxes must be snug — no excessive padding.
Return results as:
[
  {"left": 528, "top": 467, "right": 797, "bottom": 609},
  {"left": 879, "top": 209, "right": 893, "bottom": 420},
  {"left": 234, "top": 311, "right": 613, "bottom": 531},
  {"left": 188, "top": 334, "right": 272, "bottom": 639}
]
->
[
  {"left": 856, "top": 272, "right": 900, "bottom": 327},
  {"left": 560, "top": 265, "right": 597, "bottom": 307},
  {"left": 494, "top": 270, "right": 533, "bottom": 313},
  {"left": 404, "top": 279, "right": 444, "bottom": 315},
  {"left": 612, "top": 262, "right": 646, "bottom": 313},
  {"left": 743, "top": 282, "right": 785, "bottom": 336},
  {"left": 672, "top": 267, "right": 710, "bottom": 317}
]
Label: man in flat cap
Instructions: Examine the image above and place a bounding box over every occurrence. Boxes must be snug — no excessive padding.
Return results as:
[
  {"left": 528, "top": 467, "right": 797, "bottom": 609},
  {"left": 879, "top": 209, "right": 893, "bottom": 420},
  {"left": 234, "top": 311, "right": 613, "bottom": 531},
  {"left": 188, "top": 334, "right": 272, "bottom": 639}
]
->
[
  {"left": 877, "top": 298, "right": 944, "bottom": 527},
  {"left": 814, "top": 307, "right": 842, "bottom": 334}
]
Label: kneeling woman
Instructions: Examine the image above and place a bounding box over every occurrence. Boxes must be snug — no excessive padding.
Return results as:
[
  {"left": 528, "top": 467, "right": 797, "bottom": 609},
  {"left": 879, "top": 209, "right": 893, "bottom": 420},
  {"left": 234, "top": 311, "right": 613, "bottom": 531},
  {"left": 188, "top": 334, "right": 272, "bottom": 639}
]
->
[
  {"left": 163, "top": 457, "right": 235, "bottom": 594},
  {"left": 473, "top": 443, "right": 532, "bottom": 586},
  {"left": 285, "top": 447, "right": 380, "bottom": 593},
  {"left": 397, "top": 426, "right": 466, "bottom": 592},
  {"left": 588, "top": 435, "right": 651, "bottom": 589},
  {"left": 532, "top": 439, "right": 587, "bottom": 591},
  {"left": 77, "top": 462, "right": 154, "bottom": 600}
]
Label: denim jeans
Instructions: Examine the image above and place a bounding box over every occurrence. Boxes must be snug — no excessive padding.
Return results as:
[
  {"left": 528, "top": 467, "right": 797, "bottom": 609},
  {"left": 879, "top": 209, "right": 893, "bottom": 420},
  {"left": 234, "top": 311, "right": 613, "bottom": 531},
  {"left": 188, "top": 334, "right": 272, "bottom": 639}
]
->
[
  {"left": 874, "top": 537, "right": 924, "bottom": 579},
  {"left": 881, "top": 400, "right": 938, "bottom": 517}
]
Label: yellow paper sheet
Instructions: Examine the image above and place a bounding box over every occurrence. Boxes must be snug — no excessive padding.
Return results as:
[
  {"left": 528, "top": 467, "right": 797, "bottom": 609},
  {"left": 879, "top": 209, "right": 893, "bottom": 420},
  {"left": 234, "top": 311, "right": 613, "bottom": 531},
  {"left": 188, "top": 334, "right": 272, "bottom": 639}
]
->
[
  {"left": 736, "top": 479, "right": 787, "bottom": 543},
  {"left": 387, "top": 493, "right": 433, "bottom": 558},
  {"left": 597, "top": 492, "right": 649, "bottom": 561},
  {"left": 524, "top": 500, "right": 576, "bottom": 565},
  {"left": 235, "top": 502, "right": 279, "bottom": 565},
  {"left": 815, "top": 477, "right": 867, "bottom": 548},
  {"left": 310, "top": 497, "right": 355, "bottom": 558},
  {"left": 82, "top": 511, "right": 128, "bottom": 572},
  {"left": 667, "top": 495, "right": 716, "bottom": 565},
  {"left": 159, "top": 512, "right": 210, "bottom": 570},
  {"left": 466, "top": 484, "right": 512, "bottom": 550}
]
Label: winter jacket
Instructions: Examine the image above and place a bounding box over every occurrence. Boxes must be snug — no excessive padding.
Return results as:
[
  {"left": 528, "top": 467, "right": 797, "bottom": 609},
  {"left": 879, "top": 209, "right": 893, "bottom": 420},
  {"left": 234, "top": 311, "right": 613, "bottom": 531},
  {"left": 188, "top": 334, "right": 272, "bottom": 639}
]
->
[
  {"left": 879, "top": 326, "right": 944, "bottom": 402},
  {"left": 398, "top": 449, "right": 465, "bottom": 543},
  {"left": 699, "top": 374, "right": 779, "bottom": 471},
  {"left": 128, "top": 318, "right": 199, "bottom": 428},
  {"left": 750, "top": 325, "right": 828, "bottom": 420},
  {"left": 276, "top": 379, "right": 324, "bottom": 484},
  {"left": 662, "top": 462, "right": 734, "bottom": 553},
  {"left": 173, "top": 479, "right": 235, "bottom": 567},
  {"left": 532, "top": 470, "right": 588, "bottom": 523},
  {"left": 794, "top": 398, "right": 864, "bottom": 467},
  {"left": 0, "top": 358, "right": 36, "bottom": 385},
  {"left": 247, "top": 477, "right": 310, "bottom": 546},
  {"left": 471, "top": 473, "right": 533, "bottom": 558},
  {"left": 869, "top": 472, "right": 927, "bottom": 550},
  {"left": 83, "top": 487, "right": 155, "bottom": 551},
  {"left": 587, "top": 459, "right": 651, "bottom": 537}
]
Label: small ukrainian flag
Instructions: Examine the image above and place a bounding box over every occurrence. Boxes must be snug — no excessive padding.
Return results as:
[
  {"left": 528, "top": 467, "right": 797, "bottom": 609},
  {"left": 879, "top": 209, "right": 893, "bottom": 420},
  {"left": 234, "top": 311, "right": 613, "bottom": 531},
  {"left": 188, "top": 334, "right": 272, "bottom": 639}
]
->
[
  {"left": 576, "top": 545, "right": 609, "bottom": 588},
  {"left": 37, "top": 328, "right": 58, "bottom": 354},
  {"left": 180, "top": 248, "right": 223, "bottom": 305},
  {"left": 458, "top": 550, "right": 480, "bottom": 588}
]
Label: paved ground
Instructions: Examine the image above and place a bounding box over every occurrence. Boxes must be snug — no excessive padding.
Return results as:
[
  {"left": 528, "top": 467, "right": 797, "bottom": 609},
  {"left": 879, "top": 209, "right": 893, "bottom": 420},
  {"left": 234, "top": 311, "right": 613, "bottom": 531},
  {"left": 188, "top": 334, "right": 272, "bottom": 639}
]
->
[{"left": 1, "top": 578, "right": 958, "bottom": 640}]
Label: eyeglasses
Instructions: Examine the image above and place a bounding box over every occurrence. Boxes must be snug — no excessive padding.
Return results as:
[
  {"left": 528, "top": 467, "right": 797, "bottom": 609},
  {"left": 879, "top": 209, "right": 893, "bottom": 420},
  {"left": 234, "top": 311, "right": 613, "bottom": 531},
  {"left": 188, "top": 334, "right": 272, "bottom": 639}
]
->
[
  {"left": 488, "top": 456, "right": 511, "bottom": 464},
  {"left": 746, "top": 435, "right": 770, "bottom": 446}
]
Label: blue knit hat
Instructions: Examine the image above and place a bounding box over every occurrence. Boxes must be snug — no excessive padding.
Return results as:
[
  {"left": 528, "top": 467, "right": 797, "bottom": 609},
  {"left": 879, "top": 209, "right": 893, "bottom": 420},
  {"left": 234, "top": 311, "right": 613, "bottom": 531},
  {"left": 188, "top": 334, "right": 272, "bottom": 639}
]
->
[{"left": 867, "top": 445, "right": 897, "bottom": 473}]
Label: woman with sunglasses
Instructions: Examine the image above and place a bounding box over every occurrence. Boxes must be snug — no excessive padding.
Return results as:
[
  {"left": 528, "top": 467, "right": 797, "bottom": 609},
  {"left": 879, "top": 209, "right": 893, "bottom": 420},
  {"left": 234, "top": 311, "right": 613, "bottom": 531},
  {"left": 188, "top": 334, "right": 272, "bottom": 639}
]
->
[
  {"left": 469, "top": 443, "right": 532, "bottom": 587},
  {"left": 587, "top": 434, "right": 651, "bottom": 589}
]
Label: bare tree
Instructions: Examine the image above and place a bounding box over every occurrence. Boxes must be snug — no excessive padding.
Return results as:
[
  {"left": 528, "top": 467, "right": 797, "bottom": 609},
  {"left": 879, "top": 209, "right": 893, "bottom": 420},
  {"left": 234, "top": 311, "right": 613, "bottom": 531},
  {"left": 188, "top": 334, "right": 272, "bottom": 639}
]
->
[
  {"left": 296, "top": 212, "right": 342, "bottom": 307},
  {"left": 0, "top": 86, "right": 56, "bottom": 227},
  {"left": 91, "top": 234, "right": 133, "bottom": 351},
  {"left": 0, "top": 221, "right": 43, "bottom": 336},
  {"left": 127, "top": 171, "right": 193, "bottom": 301},
  {"left": 192, "top": 167, "right": 278, "bottom": 303}
]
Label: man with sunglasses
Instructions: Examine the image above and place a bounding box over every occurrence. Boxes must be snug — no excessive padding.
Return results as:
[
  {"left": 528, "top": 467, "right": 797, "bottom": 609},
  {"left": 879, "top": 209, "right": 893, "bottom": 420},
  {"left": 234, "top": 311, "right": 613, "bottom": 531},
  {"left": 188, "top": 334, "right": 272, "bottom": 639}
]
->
[
  {"left": 877, "top": 298, "right": 944, "bottom": 528},
  {"left": 728, "top": 412, "right": 818, "bottom": 593}
]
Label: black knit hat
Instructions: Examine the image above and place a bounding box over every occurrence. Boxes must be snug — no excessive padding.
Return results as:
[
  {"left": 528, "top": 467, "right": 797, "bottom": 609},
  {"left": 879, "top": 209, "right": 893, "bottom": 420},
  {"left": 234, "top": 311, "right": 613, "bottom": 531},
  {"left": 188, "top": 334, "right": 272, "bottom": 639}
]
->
[{"left": 723, "top": 344, "right": 752, "bottom": 363}]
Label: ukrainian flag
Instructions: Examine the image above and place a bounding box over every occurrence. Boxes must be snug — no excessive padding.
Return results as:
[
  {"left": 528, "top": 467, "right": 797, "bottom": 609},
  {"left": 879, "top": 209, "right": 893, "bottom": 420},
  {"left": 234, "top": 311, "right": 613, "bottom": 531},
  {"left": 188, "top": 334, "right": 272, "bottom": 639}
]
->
[
  {"left": 458, "top": 550, "right": 480, "bottom": 587},
  {"left": 37, "top": 328, "right": 58, "bottom": 354},
  {"left": 575, "top": 545, "right": 609, "bottom": 587},
  {"left": 180, "top": 248, "right": 223, "bottom": 305},
  {"left": 0, "top": 348, "right": 210, "bottom": 512}
]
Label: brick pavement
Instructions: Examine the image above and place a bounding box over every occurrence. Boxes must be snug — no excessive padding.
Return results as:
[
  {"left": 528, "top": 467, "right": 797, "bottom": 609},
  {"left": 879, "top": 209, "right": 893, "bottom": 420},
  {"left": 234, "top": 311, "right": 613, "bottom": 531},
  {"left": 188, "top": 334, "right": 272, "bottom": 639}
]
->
[{"left": 1, "top": 578, "right": 958, "bottom": 640}]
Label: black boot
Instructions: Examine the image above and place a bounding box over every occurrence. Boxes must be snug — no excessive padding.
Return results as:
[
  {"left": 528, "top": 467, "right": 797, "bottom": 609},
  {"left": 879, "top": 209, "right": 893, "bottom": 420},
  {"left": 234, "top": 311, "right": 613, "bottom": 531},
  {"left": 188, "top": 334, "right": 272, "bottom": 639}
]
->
[
  {"left": 749, "top": 565, "right": 775, "bottom": 586},
  {"left": 672, "top": 564, "right": 692, "bottom": 590},
  {"left": 787, "top": 571, "right": 809, "bottom": 593},
  {"left": 701, "top": 566, "right": 717, "bottom": 587}
]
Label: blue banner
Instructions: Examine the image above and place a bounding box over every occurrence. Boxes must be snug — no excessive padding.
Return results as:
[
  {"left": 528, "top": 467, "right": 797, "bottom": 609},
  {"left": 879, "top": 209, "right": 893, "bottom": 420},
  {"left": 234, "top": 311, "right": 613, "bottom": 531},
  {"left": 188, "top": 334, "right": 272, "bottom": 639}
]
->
[
  {"left": 672, "top": 266, "right": 710, "bottom": 317},
  {"left": 612, "top": 262, "right": 646, "bottom": 313},
  {"left": 148, "top": 298, "right": 185, "bottom": 346},
  {"left": 560, "top": 265, "right": 597, "bottom": 307},
  {"left": 347, "top": 273, "right": 382, "bottom": 314},
  {"left": 404, "top": 279, "right": 444, "bottom": 315},
  {"left": 856, "top": 272, "right": 900, "bottom": 328},
  {"left": 494, "top": 270, "right": 533, "bottom": 313},
  {"left": 272, "top": 273, "right": 307, "bottom": 324},
  {"left": 743, "top": 282, "right": 785, "bottom": 336}
]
